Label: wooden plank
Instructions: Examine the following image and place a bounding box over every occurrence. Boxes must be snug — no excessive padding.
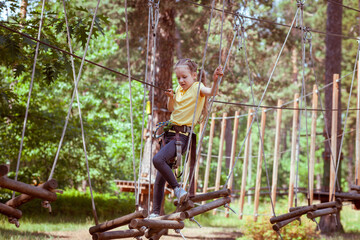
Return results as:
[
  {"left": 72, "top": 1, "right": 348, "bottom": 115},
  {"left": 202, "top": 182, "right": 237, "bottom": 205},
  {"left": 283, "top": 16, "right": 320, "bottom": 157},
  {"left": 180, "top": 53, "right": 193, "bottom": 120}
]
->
[
  {"left": 288, "top": 94, "right": 299, "bottom": 208},
  {"left": 309, "top": 85, "right": 318, "bottom": 205},
  {"left": 203, "top": 113, "right": 216, "bottom": 199},
  {"left": 239, "top": 109, "right": 254, "bottom": 219},
  {"left": 254, "top": 109, "right": 266, "bottom": 221},
  {"left": 330, "top": 74, "right": 339, "bottom": 201},
  {"left": 271, "top": 99, "right": 283, "bottom": 211},
  {"left": 213, "top": 112, "right": 227, "bottom": 214},
  {"left": 356, "top": 60, "right": 360, "bottom": 185},
  {"left": 225, "top": 111, "right": 240, "bottom": 218}
]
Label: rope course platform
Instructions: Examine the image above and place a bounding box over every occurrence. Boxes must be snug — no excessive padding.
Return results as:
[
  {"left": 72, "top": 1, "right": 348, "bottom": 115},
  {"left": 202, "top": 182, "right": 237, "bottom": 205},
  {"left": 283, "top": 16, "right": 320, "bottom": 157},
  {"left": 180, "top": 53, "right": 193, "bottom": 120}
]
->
[{"left": 0, "top": 164, "right": 59, "bottom": 227}]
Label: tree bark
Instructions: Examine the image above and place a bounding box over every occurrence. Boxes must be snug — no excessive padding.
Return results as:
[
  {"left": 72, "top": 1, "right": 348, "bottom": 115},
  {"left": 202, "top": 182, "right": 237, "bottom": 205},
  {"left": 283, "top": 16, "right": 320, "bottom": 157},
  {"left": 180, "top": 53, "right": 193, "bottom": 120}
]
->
[
  {"left": 20, "top": 0, "right": 28, "bottom": 19},
  {"left": 320, "top": 0, "right": 344, "bottom": 233}
]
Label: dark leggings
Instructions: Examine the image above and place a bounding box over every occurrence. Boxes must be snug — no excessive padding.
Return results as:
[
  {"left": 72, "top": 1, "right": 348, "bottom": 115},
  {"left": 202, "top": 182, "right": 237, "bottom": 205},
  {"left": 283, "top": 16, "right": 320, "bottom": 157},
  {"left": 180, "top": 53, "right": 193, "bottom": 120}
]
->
[{"left": 152, "top": 132, "right": 189, "bottom": 215}]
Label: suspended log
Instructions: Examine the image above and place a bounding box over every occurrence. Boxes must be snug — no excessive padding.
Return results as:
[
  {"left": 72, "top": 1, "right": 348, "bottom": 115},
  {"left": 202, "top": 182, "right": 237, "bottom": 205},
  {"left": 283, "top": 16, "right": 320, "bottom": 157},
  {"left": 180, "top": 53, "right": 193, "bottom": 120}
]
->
[
  {"left": 130, "top": 219, "right": 184, "bottom": 229},
  {"left": 254, "top": 109, "right": 266, "bottom": 222},
  {"left": 272, "top": 216, "right": 300, "bottom": 232},
  {"left": 153, "top": 212, "right": 186, "bottom": 221},
  {"left": 271, "top": 99, "right": 283, "bottom": 211},
  {"left": 226, "top": 111, "right": 240, "bottom": 218},
  {"left": 288, "top": 94, "right": 299, "bottom": 208},
  {"left": 0, "top": 177, "right": 57, "bottom": 201},
  {"left": 270, "top": 205, "right": 316, "bottom": 224},
  {"left": 6, "top": 179, "right": 58, "bottom": 208},
  {"left": 0, "top": 164, "right": 8, "bottom": 177},
  {"left": 0, "top": 202, "right": 22, "bottom": 219},
  {"left": 289, "top": 199, "right": 342, "bottom": 212},
  {"left": 149, "top": 228, "right": 168, "bottom": 240},
  {"left": 92, "top": 228, "right": 145, "bottom": 240},
  {"left": 350, "top": 184, "right": 360, "bottom": 192},
  {"left": 213, "top": 113, "right": 227, "bottom": 215},
  {"left": 203, "top": 113, "right": 216, "bottom": 200},
  {"left": 176, "top": 200, "right": 194, "bottom": 212},
  {"left": 89, "top": 210, "right": 147, "bottom": 234},
  {"left": 239, "top": 109, "right": 254, "bottom": 219},
  {"left": 185, "top": 197, "right": 231, "bottom": 218},
  {"left": 174, "top": 189, "right": 230, "bottom": 206},
  {"left": 307, "top": 208, "right": 337, "bottom": 219},
  {"left": 309, "top": 85, "right": 318, "bottom": 205},
  {"left": 329, "top": 74, "right": 339, "bottom": 201}
]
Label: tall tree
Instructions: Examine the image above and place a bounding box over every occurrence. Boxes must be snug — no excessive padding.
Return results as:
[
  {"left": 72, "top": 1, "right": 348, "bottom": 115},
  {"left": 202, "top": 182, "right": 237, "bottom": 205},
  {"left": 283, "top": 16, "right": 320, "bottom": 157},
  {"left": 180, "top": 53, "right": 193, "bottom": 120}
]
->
[{"left": 320, "top": 0, "right": 344, "bottom": 233}]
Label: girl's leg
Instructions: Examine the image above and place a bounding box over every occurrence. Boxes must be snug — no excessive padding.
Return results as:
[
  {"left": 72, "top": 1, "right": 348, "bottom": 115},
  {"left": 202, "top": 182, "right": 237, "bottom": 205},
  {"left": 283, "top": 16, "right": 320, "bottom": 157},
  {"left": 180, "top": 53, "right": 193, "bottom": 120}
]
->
[{"left": 152, "top": 171, "right": 166, "bottom": 215}]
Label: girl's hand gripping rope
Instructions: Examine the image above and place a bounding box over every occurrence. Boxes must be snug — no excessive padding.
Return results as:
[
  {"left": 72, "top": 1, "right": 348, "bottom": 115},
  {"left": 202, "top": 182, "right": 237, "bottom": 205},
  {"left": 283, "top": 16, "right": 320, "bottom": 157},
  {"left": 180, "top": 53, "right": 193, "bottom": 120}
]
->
[
  {"left": 165, "top": 89, "right": 174, "bottom": 98},
  {"left": 213, "top": 65, "right": 224, "bottom": 82}
]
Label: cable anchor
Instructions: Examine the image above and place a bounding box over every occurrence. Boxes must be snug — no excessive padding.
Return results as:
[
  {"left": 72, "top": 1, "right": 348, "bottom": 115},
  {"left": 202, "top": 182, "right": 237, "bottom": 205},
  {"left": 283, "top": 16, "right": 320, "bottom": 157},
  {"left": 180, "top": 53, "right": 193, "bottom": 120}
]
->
[
  {"left": 8, "top": 217, "right": 20, "bottom": 228},
  {"left": 224, "top": 203, "right": 237, "bottom": 214},
  {"left": 175, "top": 229, "right": 187, "bottom": 240},
  {"left": 189, "top": 217, "right": 202, "bottom": 228}
]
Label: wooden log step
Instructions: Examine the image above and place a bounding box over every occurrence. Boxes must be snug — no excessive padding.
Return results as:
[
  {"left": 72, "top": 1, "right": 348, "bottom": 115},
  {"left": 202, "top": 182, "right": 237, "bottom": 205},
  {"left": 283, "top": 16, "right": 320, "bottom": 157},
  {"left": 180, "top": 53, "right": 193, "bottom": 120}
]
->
[
  {"left": 184, "top": 197, "right": 231, "bottom": 218},
  {"left": 6, "top": 179, "right": 58, "bottom": 208},
  {"left": 89, "top": 210, "right": 148, "bottom": 234},
  {"left": 350, "top": 184, "right": 360, "bottom": 192},
  {"left": 174, "top": 189, "right": 231, "bottom": 206},
  {"left": 0, "top": 202, "right": 22, "bottom": 219},
  {"left": 272, "top": 217, "right": 300, "bottom": 232},
  {"left": 92, "top": 227, "right": 146, "bottom": 240},
  {"left": 289, "top": 199, "right": 342, "bottom": 212},
  {"left": 149, "top": 228, "right": 168, "bottom": 240},
  {"left": 270, "top": 205, "right": 317, "bottom": 224},
  {"left": 153, "top": 212, "right": 186, "bottom": 221},
  {"left": 176, "top": 200, "right": 194, "bottom": 212},
  {"left": 130, "top": 219, "right": 184, "bottom": 229},
  {"left": 0, "top": 165, "right": 8, "bottom": 177},
  {"left": 307, "top": 208, "right": 337, "bottom": 219},
  {"left": 0, "top": 177, "right": 57, "bottom": 201}
]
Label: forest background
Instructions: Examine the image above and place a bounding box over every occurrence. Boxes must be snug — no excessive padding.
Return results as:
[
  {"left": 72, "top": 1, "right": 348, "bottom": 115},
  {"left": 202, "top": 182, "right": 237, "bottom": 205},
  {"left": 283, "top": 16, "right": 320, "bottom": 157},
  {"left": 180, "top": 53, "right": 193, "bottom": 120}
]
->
[{"left": 1, "top": 0, "right": 360, "bottom": 232}]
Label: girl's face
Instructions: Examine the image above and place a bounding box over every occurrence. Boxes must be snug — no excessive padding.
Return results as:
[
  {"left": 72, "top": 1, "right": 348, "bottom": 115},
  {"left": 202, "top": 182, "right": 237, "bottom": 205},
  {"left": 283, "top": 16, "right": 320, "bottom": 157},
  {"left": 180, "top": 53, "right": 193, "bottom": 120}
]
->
[{"left": 175, "top": 65, "right": 197, "bottom": 91}]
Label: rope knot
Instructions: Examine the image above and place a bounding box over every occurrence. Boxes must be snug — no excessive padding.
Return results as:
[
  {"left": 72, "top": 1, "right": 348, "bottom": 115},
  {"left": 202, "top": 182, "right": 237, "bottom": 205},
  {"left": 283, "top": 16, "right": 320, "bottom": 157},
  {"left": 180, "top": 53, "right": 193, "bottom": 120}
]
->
[{"left": 296, "top": 0, "right": 305, "bottom": 9}]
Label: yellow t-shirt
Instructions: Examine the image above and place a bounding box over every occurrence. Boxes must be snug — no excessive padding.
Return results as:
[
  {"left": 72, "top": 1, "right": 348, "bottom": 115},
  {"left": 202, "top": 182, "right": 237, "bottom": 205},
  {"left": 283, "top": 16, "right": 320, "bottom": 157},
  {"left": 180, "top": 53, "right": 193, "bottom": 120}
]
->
[{"left": 170, "top": 82, "right": 205, "bottom": 126}]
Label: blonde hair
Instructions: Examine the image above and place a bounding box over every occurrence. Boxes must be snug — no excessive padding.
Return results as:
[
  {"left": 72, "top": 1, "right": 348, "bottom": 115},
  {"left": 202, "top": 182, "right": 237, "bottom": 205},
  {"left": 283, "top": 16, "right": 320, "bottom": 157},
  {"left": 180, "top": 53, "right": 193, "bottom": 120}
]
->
[{"left": 175, "top": 58, "right": 208, "bottom": 124}]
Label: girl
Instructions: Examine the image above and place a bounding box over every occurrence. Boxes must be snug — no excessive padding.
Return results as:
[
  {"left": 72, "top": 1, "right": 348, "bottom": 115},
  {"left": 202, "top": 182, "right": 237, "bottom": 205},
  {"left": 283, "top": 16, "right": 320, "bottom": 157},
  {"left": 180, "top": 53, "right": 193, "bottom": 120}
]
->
[{"left": 150, "top": 58, "right": 223, "bottom": 218}]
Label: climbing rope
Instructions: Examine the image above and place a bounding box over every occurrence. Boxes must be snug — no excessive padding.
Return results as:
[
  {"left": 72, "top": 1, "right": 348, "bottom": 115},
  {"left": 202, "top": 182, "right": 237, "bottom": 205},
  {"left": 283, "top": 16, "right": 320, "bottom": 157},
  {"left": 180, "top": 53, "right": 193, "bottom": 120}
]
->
[
  {"left": 218, "top": 0, "right": 225, "bottom": 65},
  {"left": 13, "top": 0, "right": 47, "bottom": 199}
]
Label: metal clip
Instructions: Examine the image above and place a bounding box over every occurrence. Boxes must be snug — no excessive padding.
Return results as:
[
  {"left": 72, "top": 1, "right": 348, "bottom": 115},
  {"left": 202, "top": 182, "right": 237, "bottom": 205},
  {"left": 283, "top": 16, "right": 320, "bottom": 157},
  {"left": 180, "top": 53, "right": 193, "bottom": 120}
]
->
[
  {"left": 175, "top": 229, "right": 187, "bottom": 240},
  {"left": 189, "top": 217, "right": 202, "bottom": 228},
  {"left": 42, "top": 201, "right": 52, "bottom": 213},
  {"left": 224, "top": 203, "right": 237, "bottom": 214}
]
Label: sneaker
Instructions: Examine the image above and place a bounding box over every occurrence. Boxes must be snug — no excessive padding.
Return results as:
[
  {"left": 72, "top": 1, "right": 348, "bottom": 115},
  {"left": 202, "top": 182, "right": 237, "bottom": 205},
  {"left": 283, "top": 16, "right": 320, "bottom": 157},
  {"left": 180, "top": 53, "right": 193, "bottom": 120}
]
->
[
  {"left": 174, "top": 186, "right": 187, "bottom": 204},
  {"left": 148, "top": 213, "right": 159, "bottom": 219}
]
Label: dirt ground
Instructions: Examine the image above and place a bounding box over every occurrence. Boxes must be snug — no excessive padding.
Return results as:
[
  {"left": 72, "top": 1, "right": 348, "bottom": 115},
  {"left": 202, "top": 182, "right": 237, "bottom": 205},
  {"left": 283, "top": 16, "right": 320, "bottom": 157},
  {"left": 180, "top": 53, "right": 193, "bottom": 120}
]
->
[{"left": 48, "top": 227, "right": 242, "bottom": 240}]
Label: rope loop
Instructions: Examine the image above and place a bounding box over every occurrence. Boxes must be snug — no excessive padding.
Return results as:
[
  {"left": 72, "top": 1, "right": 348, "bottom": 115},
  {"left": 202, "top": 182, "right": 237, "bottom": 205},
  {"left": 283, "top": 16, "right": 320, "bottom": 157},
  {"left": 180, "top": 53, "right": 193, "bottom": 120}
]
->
[
  {"left": 303, "top": 27, "right": 312, "bottom": 41},
  {"left": 296, "top": 0, "right": 305, "bottom": 9},
  {"left": 233, "top": 13, "right": 244, "bottom": 31}
]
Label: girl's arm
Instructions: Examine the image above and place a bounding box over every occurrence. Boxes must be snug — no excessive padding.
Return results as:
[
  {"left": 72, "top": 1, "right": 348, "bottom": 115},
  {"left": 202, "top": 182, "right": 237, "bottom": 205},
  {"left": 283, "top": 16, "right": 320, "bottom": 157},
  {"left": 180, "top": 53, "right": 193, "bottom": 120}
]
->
[
  {"left": 165, "top": 89, "right": 175, "bottom": 112},
  {"left": 200, "top": 65, "right": 223, "bottom": 97}
]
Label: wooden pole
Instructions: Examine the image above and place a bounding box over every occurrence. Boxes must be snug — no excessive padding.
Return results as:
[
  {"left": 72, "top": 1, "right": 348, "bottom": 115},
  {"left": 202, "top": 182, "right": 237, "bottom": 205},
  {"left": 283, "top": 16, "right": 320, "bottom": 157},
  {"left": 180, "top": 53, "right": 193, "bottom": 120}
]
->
[
  {"left": 152, "top": 212, "right": 185, "bottom": 221},
  {"left": 309, "top": 85, "right": 318, "bottom": 205},
  {"left": 0, "top": 177, "right": 57, "bottom": 201},
  {"left": 89, "top": 210, "right": 148, "bottom": 235},
  {"left": 0, "top": 164, "right": 8, "bottom": 177},
  {"left": 330, "top": 74, "right": 339, "bottom": 201},
  {"left": 194, "top": 122, "right": 205, "bottom": 193},
  {"left": 6, "top": 179, "right": 58, "bottom": 208},
  {"left": 225, "top": 111, "right": 240, "bottom": 218},
  {"left": 92, "top": 228, "right": 145, "bottom": 240},
  {"left": 356, "top": 60, "right": 360, "bottom": 185},
  {"left": 288, "top": 94, "right": 299, "bottom": 208},
  {"left": 203, "top": 113, "right": 216, "bottom": 197},
  {"left": 271, "top": 99, "right": 283, "bottom": 211},
  {"left": 213, "top": 112, "right": 227, "bottom": 214},
  {"left": 0, "top": 202, "right": 22, "bottom": 219},
  {"left": 239, "top": 109, "right": 254, "bottom": 219},
  {"left": 254, "top": 109, "right": 266, "bottom": 221}
]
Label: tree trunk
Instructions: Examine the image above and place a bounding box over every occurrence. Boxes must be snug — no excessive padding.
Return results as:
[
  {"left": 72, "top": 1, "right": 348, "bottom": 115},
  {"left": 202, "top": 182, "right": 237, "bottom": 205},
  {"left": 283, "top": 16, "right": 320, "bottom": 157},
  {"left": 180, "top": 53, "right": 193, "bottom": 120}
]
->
[
  {"left": 140, "top": 2, "right": 175, "bottom": 210},
  {"left": 320, "top": 0, "right": 344, "bottom": 233},
  {"left": 20, "top": 0, "right": 28, "bottom": 19}
]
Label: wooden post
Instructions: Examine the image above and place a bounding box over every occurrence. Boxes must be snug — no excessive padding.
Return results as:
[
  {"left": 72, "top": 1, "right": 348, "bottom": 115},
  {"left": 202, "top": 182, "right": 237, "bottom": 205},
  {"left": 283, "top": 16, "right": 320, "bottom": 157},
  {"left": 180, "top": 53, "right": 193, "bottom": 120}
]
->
[
  {"left": 0, "top": 177, "right": 57, "bottom": 202},
  {"left": 254, "top": 109, "right": 266, "bottom": 221},
  {"left": 89, "top": 210, "right": 148, "bottom": 235},
  {"left": 203, "top": 113, "right": 216, "bottom": 197},
  {"left": 330, "top": 74, "right": 339, "bottom": 201},
  {"left": 356, "top": 60, "right": 360, "bottom": 185},
  {"left": 271, "top": 99, "right": 283, "bottom": 211},
  {"left": 225, "top": 111, "right": 240, "bottom": 218},
  {"left": 213, "top": 112, "right": 227, "bottom": 214},
  {"left": 309, "top": 85, "right": 318, "bottom": 205},
  {"left": 0, "top": 164, "right": 8, "bottom": 177},
  {"left": 288, "top": 94, "right": 299, "bottom": 208},
  {"left": 239, "top": 109, "right": 254, "bottom": 219},
  {"left": 194, "top": 122, "right": 205, "bottom": 193}
]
